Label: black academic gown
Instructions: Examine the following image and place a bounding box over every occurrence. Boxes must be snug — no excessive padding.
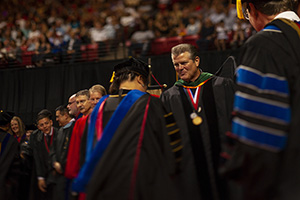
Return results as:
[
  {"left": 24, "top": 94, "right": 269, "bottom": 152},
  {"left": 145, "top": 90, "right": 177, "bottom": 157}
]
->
[
  {"left": 32, "top": 127, "right": 58, "bottom": 200},
  {"left": 221, "top": 18, "right": 300, "bottom": 200},
  {"left": 50, "top": 121, "right": 75, "bottom": 200},
  {"left": 161, "top": 76, "right": 234, "bottom": 200},
  {"left": 86, "top": 90, "right": 180, "bottom": 200},
  {"left": 0, "top": 128, "right": 20, "bottom": 200}
]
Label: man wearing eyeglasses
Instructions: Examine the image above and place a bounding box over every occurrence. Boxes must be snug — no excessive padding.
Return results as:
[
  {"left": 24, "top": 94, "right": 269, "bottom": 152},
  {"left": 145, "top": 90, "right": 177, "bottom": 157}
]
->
[
  {"left": 222, "top": 1, "right": 300, "bottom": 200},
  {"left": 67, "top": 94, "right": 82, "bottom": 120},
  {"left": 65, "top": 89, "right": 92, "bottom": 200}
]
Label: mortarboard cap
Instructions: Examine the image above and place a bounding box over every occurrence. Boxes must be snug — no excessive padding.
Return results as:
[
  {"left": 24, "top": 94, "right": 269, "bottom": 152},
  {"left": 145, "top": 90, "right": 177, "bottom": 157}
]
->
[
  {"left": 232, "top": 0, "right": 283, "bottom": 19},
  {"left": 0, "top": 110, "right": 14, "bottom": 126},
  {"left": 111, "top": 57, "right": 149, "bottom": 82}
]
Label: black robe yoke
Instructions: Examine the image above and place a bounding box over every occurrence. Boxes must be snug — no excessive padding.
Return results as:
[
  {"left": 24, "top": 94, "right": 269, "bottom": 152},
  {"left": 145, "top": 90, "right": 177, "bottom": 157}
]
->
[
  {"left": 161, "top": 77, "right": 234, "bottom": 200},
  {"left": 86, "top": 93, "right": 178, "bottom": 200}
]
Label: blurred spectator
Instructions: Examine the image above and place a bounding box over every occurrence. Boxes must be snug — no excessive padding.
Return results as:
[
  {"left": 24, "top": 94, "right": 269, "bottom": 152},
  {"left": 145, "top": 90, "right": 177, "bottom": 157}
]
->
[
  {"left": 209, "top": 3, "right": 226, "bottom": 25},
  {"left": 214, "top": 20, "right": 228, "bottom": 51},
  {"left": 89, "top": 19, "right": 109, "bottom": 57},
  {"left": 181, "top": 6, "right": 190, "bottom": 27},
  {"left": 48, "top": 30, "right": 66, "bottom": 63},
  {"left": 0, "top": 41, "right": 7, "bottom": 66},
  {"left": 120, "top": 9, "right": 137, "bottom": 39},
  {"left": 2, "top": 28, "right": 13, "bottom": 42},
  {"left": 196, "top": 18, "right": 216, "bottom": 51},
  {"left": 14, "top": 29, "right": 27, "bottom": 47},
  {"left": 154, "top": 12, "right": 171, "bottom": 37},
  {"left": 1, "top": 39, "right": 22, "bottom": 64},
  {"left": 15, "top": 13, "right": 26, "bottom": 30},
  {"left": 63, "top": 29, "right": 82, "bottom": 63},
  {"left": 128, "top": 22, "right": 155, "bottom": 57},
  {"left": 104, "top": 18, "right": 116, "bottom": 41},
  {"left": 186, "top": 16, "right": 201, "bottom": 35},
  {"left": 176, "top": 22, "right": 187, "bottom": 36},
  {"left": 28, "top": 22, "right": 41, "bottom": 40},
  {"left": 79, "top": 26, "right": 91, "bottom": 45},
  {"left": 32, "top": 34, "right": 52, "bottom": 67},
  {"left": 230, "top": 19, "right": 246, "bottom": 49},
  {"left": 224, "top": 4, "right": 237, "bottom": 31},
  {"left": 21, "top": 20, "right": 31, "bottom": 39},
  {"left": 0, "top": 0, "right": 255, "bottom": 67},
  {"left": 171, "top": 2, "right": 183, "bottom": 22}
]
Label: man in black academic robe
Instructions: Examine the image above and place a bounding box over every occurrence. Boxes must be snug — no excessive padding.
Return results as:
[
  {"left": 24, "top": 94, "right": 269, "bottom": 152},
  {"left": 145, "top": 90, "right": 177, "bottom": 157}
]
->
[
  {"left": 72, "top": 58, "right": 182, "bottom": 200},
  {"left": 50, "top": 105, "right": 75, "bottom": 200},
  {"left": 161, "top": 44, "right": 234, "bottom": 200},
  {"left": 32, "top": 109, "right": 58, "bottom": 200},
  {"left": 221, "top": 1, "right": 300, "bottom": 200}
]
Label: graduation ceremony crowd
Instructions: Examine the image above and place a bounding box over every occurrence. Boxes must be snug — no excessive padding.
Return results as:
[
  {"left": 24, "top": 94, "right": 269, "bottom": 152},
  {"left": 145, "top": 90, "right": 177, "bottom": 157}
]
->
[
  {"left": 1, "top": 0, "right": 300, "bottom": 200},
  {"left": 0, "top": 0, "right": 255, "bottom": 67}
]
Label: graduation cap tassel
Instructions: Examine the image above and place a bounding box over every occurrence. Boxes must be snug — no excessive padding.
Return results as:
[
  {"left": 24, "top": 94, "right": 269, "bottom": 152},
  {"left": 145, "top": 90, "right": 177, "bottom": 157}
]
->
[{"left": 236, "top": 0, "right": 245, "bottom": 19}]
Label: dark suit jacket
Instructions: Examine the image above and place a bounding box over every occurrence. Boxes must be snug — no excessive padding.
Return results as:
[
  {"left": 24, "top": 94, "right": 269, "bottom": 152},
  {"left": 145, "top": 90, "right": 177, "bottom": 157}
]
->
[
  {"left": 50, "top": 121, "right": 75, "bottom": 172},
  {"left": 32, "top": 127, "right": 58, "bottom": 184}
]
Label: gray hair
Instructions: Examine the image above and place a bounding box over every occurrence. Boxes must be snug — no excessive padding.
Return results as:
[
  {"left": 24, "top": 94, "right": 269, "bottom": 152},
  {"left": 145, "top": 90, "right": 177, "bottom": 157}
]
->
[{"left": 171, "top": 43, "right": 199, "bottom": 60}]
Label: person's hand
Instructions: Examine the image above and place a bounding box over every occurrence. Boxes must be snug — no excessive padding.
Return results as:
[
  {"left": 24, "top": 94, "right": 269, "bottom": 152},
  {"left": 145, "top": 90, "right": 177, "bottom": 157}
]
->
[
  {"left": 38, "top": 179, "right": 47, "bottom": 192},
  {"left": 54, "top": 162, "right": 63, "bottom": 174},
  {"left": 20, "top": 151, "right": 25, "bottom": 159}
]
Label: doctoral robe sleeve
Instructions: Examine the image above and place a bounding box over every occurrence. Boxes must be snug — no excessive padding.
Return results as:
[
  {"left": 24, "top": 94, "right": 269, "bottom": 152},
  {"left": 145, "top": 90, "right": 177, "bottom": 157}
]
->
[{"left": 65, "top": 116, "right": 87, "bottom": 179}]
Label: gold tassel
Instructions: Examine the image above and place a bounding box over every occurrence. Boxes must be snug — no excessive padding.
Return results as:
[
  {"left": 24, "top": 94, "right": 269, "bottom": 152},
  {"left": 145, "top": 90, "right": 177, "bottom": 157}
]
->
[
  {"left": 110, "top": 71, "right": 115, "bottom": 83},
  {"left": 237, "top": 0, "right": 245, "bottom": 20}
]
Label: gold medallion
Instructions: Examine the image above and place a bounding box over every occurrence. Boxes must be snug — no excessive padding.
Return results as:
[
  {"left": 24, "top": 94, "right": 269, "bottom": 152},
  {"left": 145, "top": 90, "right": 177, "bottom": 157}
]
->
[{"left": 192, "top": 116, "right": 202, "bottom": 125}]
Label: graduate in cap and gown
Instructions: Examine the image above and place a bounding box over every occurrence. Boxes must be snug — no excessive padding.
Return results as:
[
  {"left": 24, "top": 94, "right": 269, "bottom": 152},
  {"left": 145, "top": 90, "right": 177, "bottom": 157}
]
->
[{"left": 71, "top": 57, "right": 182, "bottom": 200}]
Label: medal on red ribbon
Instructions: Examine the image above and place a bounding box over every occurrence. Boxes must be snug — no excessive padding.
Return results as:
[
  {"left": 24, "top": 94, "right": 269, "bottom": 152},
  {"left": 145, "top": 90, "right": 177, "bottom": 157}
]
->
[
  {"left": 185, "top": 87, "right": 203, "bottom": 125},
  {"left": 186, "top": 87, "right": 200, "bottom": 111}
]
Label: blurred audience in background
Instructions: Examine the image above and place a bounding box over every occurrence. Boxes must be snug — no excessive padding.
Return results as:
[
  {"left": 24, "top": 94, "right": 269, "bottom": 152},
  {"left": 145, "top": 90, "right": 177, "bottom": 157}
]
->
[{"left": 0, "top": 0, "right": 254, "bottom": 67}]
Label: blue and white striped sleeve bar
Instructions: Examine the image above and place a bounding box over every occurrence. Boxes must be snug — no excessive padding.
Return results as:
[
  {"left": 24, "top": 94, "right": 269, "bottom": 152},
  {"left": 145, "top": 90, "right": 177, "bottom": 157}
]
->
[{"left": 232, "top": 65, "right": 291, "bottom": 152}]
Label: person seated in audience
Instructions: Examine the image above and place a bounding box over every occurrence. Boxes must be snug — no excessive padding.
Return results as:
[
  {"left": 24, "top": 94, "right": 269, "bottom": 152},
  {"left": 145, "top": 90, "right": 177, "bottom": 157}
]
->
[
  {"left": 196, "top": 18, "right": 216, "bottom": 51},
  {"left": 214, "top": 20, "right": 228, "bottom": 51},
  {"left": 186, "top": 16, "right": 201, "bottom": 36},
  {"left": 128, "top": 22, "right": 154, "bottom": 57}
]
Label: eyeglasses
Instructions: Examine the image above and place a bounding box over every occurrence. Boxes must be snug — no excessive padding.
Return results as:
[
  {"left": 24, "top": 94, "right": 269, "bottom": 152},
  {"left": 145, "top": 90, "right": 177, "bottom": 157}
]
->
[
  {"left": 68, "top": 101, "right": 75, "bottom": 105},
  {"left": 243, "top": 8, "right": 250, "bottom": 20},
  {"left": 242, "top": 3, "right": 250, "bottom": 20}
]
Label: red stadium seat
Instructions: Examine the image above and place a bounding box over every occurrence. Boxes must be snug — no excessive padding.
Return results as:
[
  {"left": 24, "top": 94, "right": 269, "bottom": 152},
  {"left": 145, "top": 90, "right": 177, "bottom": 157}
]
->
[
  {"left": 21, "top": 51, "right": 34, "bottom": 66},
  {"left": 87, "top": 43, "right": 99, "bottom": 61},
  {"left": 80, "top": 45, "right": 87, "bottom": 61},
  {"left": 166, "top": 36, "right": 183, "bottom": 51},
  {"left": 182, "top": 35, "right": 200, "bottom": 47},
  {"left": 150, "top": 37, "right": 168, "bottom": 55}
]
